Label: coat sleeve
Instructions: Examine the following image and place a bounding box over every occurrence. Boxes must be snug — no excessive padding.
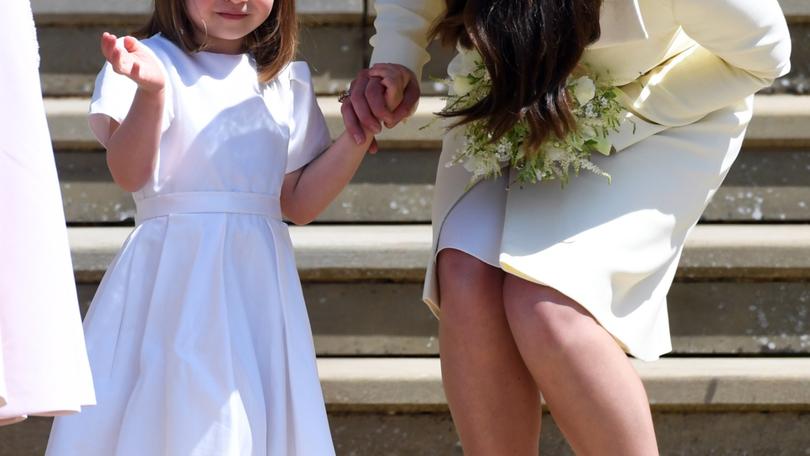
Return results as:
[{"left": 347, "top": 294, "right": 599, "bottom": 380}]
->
[
  {"left": 619, "top": 0, "right": 792, "bottom": 127},
  {"left": 368, "top": 0, "right": 445, "bottom": 79}
]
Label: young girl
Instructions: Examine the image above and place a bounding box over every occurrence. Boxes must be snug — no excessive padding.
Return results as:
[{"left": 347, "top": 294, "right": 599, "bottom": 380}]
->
[{"left": 46, "top": 0, "right": 373, "bottom": 454}]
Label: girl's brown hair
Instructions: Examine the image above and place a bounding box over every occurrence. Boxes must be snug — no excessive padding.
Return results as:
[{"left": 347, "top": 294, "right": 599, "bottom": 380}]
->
[
  {"left": 134, "top": 0, "right": 297, "bottom": 83},
  {"left": 432, "top": 0, "right": 603, "bottom": 153}
]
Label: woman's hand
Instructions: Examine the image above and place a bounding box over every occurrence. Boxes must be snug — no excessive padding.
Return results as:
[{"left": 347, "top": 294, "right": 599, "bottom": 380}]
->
[
  {"left": 341, "top": 63, "right": 421, "bottom": 152},
  {"left": 368, "top": 63, "right": 419, "bottom": 120},
  {"left": 101, "top": 32, "right": 165, "bottom": 94}
]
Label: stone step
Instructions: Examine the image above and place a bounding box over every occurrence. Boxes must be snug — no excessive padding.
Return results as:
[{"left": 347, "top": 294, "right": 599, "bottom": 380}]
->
[
  {"left": 43, "top": 94, "right": 810, "bottom": 227},
  {"left": 72, "top": 280, "right": 810, "bottom": 356},
  {"left": 68, "top": 224, "right": 810, "bottom": 282},
  {"left": 2, "top": 358, "right": 809, "bottom": 455},
  {"left": 328, "top": 358, "right": 810, "bottom": 410},
  {"left": 57, "top": 147, "right": 810, "bottom": 224},
  {"left": 44, "top": 95, "right": 810, "bottom": 150},
  {"left": 69, "top": 225, "right": 810, "bottom": 355}
]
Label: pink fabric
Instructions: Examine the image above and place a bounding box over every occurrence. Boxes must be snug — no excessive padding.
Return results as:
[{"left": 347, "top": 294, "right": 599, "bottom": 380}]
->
[{"left": 0, "top": 0, "right": 95, "bottom": 425}]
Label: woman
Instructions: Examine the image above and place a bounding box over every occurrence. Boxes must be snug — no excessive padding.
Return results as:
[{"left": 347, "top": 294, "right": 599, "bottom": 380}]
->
[
  {"left": 0, "top": 0, "right": 95, "bottom": 425},
  {"left": 343, "top": 0, "right": 791, "bottom": 454}
]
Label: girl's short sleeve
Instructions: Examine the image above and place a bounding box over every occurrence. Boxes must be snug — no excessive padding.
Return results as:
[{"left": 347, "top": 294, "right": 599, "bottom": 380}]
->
[
  {"left": 88, "top": 40, "right": 173, "bottom": 147},
  {"left": 284, "top": 62, "right": 332, "bottom": 174}
]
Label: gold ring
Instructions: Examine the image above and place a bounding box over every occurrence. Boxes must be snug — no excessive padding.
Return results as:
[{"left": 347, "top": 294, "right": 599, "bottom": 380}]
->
[{"left": 338, "top": 89, "right": 351, "bottom": 103}]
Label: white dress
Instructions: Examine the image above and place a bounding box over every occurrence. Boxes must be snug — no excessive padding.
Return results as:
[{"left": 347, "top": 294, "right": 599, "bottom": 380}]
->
[
  {"left": 45, "top": 35, "right": 336, "bottom": 455},
  {"left": 0, "top": 0, "right": 95, "bottom": 425}
]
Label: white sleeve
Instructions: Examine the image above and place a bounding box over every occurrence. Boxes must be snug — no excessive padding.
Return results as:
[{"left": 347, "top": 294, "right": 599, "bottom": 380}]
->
[
  {"left": 619, "top": 0, "right": 792, "bottom": 127},
  {"left": 368, "top": 0, "right": 445, "bottom": 79},
  {"left": 87, "top": 40, "right": 173, "bottom": 147},
  {"left": 284, "top": 62, "right": 332, "bottom": 174}
]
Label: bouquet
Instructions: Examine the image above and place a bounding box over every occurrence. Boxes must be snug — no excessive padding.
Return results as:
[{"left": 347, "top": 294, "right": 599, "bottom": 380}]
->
[{"left": 439, "top": 48, "right": 626, "bottom": 188}]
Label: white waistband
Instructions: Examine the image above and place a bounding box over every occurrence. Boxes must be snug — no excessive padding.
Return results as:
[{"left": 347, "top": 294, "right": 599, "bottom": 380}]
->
[{"left": 135, "top": 192, "right": 282, "bottom": 224}]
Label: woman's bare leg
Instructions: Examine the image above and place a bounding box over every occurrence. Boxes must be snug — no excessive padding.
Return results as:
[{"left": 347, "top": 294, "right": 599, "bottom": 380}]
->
[
  {"left": 437, "top": 249, "right": 541, "bottom": 455},
  {"left": 502, "top": 275, "right": 659, "bottom": 456}
]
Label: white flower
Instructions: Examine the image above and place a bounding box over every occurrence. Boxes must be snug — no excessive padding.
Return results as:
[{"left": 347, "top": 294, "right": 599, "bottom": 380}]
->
[
  {"left": 495, "top": 139, "right": 513, "bottom": 162},
  {"left": 447, "top": 50, "right": 483, "bottom": 96},
  {"left": 535, "top": 169, "right": 545, "bottom": 182},
  {"left": 463, "top": 153, "right": 500, "bottom": 178},
  {"left": 571, "top": 76, "right": 596, "bottom": 106},
  {"left": 579, "top": 124, "right": 597, "bottom": 138},
  {"left": 544, "top": 146, "right": 568, "bottom": 162},
  {"left": 464, "top": 155, "right": 484, "bottom": 174},
  {"left": 452, "top": 76, "right": 474, "bottom": 96},
  {"left": 448, "top": 50, "right": 482, "bottom": 79}
]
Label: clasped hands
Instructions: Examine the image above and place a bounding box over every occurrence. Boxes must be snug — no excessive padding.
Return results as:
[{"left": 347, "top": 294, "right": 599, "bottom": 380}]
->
[{"left": 340, "top": 64, "right": 421, "bottom": 153}]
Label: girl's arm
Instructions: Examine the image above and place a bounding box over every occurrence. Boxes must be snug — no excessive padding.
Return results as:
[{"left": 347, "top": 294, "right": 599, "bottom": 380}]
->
[
  {"left": 99, "top": 33, "right": 166, "bottom": 192},
  {"left": 280, "top": 132, "right": 373, "bottom": 225},
  {"left": 619, "top": 0, "right": 791, "bottom": 127}
]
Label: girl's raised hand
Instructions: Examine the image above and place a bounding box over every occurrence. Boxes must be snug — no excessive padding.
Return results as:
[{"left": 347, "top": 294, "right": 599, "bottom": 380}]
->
[{"left": 100, "top": 32, "right": 164, "bottom": 93}]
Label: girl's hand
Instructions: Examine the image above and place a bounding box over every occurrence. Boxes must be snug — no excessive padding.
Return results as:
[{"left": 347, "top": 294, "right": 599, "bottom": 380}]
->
[
  {"left": 341, "top": 64, "right": 421, "bottom": 152},
  {"left": 339, "top": 98, "right": 378, "bottom": 153},
  {"left": 100, "top": 32, "right": 165, "bottom": 93}
]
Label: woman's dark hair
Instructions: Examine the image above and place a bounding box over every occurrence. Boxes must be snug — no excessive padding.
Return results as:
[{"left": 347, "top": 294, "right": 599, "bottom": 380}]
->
[
  {"left": 134, "top": 0, "right": 297, "bottom": 83},
  {"left": 431, "top": 0, "right": 603, "bottom": 152}
]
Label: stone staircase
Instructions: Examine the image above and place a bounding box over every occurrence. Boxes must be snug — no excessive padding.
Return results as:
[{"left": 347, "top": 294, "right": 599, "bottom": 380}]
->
[{"left": 2, "top": 0, "right": 809, "bottom": 454}]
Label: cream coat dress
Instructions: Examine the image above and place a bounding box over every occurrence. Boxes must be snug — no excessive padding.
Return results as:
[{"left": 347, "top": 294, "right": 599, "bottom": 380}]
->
[{"left": 369, "top": 0, "right": 792, "bottom": 361}]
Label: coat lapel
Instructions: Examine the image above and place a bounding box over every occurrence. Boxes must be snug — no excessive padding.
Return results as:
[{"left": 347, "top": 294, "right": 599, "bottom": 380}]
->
[{"left": 590, "top": 0, "right": 648, "bottom": 49}]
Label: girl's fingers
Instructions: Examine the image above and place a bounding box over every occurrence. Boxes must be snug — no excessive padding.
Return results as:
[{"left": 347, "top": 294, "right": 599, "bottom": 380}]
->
[
  {"left": 110, "top": 46, "right": 122, "bottom": 70},
  {"left": 110, "top": 46, "right": 128, "bottom": 74},
  {"left": 370, "top": 64, "right": 412, "bottom": 91},
  {"left": 123, "top": 36, "right": 140, "bottom": 53},
  {"left": 369, "top": 64, "right": 406, "bottom": 81},
  {"left": 341, "top": 99, "right": 366, "bottom": 145},
  {"left": 100, "top": 32, "right": 118, "bottom": 61},
  {"left": 349, "top": 75, "right": 382, "bottom": 134},
  {"left": 366, "top": 78, "right": 395, "bottom": 125},
  {"left": 368, "top": 66, "right": 403, "bottom": 87},
  {"left": 101, "top": 34, "right": 142, "bottom": 78},
  {"left": 113, "top": 50, "right": 136, "bottom": 78}
]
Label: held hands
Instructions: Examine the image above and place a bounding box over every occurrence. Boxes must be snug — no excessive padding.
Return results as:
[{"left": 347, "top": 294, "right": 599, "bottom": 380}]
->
[
  {"left": 340, "top": 63, "right": 420, "bottom": 153},
  {"left": 101, "top": 32, "right": 165, "bottom": 94}
]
